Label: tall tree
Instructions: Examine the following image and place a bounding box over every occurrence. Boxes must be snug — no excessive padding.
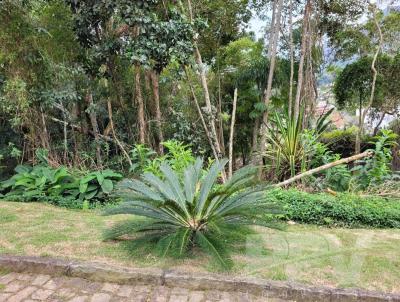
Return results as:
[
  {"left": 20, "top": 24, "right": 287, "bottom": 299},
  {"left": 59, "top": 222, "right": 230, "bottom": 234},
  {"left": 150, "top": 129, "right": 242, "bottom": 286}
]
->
[
  {"left": 119, "top": 0, "right": 194, "bottom": 154},
  {"left": 257, "top": 0, "right": 284, "bottom": 165},
  {"left": 187, "top": 0, "right": 225, "bottom": 164}
]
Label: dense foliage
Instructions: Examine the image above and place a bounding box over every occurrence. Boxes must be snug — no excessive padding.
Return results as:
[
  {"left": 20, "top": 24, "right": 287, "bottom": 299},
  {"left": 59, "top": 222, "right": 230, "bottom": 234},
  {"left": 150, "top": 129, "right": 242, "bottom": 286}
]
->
[
  {"left": 267, "top": 189, "right": 400, "bottom": 228},
  {"left": 0, "top": 0, "right": 399, "bottom": 183},
  {"left": 0, "top": 163, "right": 122, "bottom": 208},
  {"left": 130, "top": 140, "right": 197, "bottom": 177},
  {"left": 311, "top": 130, "right": 399, "bottom": 192}
]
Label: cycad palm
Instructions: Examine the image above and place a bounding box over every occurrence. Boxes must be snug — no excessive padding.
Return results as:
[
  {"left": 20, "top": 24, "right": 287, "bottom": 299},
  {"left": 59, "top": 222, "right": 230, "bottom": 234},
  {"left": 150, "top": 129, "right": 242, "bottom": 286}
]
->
[{"left": 104, "top": 158, "right": 276, "bottom": 269}]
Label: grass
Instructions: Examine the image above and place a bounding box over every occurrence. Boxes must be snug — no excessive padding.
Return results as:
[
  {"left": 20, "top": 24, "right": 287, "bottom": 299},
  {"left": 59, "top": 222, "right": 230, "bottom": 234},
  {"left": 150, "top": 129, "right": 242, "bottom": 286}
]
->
[{"left": 0, "top": 201, "right": 399, "bottom": 293}]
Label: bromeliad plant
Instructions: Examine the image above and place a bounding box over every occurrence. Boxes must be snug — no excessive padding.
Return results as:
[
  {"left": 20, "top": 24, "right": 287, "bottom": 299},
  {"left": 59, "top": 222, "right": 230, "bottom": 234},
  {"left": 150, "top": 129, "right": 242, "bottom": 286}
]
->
[{"left": 104, "top": 158, "right": 277, "bottom": 269}]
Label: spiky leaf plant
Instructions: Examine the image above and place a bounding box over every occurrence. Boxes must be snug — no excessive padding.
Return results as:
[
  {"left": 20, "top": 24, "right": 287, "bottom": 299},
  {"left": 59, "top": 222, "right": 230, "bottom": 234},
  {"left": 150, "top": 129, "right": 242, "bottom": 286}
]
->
[
  {"left": 104, "top": 158, "right": 277, "bottom": 269},
  {"left": 265, "top": 108, "right": 333, "bottom": 180}
]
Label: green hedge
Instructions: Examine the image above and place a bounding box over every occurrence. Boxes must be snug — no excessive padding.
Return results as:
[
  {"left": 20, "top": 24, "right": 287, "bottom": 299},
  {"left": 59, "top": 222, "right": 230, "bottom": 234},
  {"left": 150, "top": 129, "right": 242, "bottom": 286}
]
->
[
  {"left": 266, "top": 189, "right": 400, "bottom": 228},
  {"left": 321, "top": 127, "right": 373, "bottom": 158}
]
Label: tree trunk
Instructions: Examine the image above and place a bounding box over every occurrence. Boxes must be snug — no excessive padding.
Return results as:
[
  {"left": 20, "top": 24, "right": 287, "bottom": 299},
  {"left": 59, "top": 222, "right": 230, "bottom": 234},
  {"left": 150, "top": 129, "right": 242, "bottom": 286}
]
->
[
  {"left": 150, "top": 70, "right": 164, "bottom": 154},
  {"left": 61, "top": 105, "right": 68, "bottom": 163},
  {"left": 357, "top": 7, "right": 383, "bottom": 153},
  {"left": 86, "top": 91, "right": 102, "bottom": 167},
  {"left": 294, "top": 0, "right": 312, "bottom": 121},
  {"left": 187, "top": 0, "right": 223, "bottom": 159},
  {"left": 303, "top": 19, "right": 317, "bottom": 128},
  {"left": 266, "top": 0, "right": 277, "bottom": 56},
  {"left": 70, "top": 102, "right": 79, "bottom": 165},
  {"left": 107, "top": 99, "right": 133, "bottom": 167},
  {"left": 217, "top": 72, "right": 225, "bottom": 154},
  {"left": 252, "top": 117, "right": 260, "bottom": 154},
  {"left": 288, "top": 0, "right": 294, "bottom": 118},
  {"left": 356, "top": 94, "right": 363, "bottom": 154},
  {"left": 39, "top": 106, "right": 51, "bottom": 152},
  {"left": 135, "top": 65, "right": 147, "bottom": 145},
  {"left": 78, "top": 101, "right": 89, "bottom": 136},
  {"left": 257, "top": 0, "right": 284, "bottom": 171},
  {"left": 228, "top": 88, "right": 238, "bottom": 179},
  {"left": 373, "top": 112, "right": 386, "bottom": 136},
  {"left": 194, "top": 46, "right": 223, "bottom": 157},
  {"left": 185, "top": 68, "right": 219, "bottom": 161}
]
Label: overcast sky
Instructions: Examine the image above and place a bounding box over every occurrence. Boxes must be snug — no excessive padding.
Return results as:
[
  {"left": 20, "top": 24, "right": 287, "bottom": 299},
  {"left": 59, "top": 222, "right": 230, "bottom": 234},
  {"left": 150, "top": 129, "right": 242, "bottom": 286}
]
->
[
  {"left": 248, "top": 15, "right": 265, "bottom": 39},
  {"left": 247, "top": 0, "right": 398, "bottom": 40}
]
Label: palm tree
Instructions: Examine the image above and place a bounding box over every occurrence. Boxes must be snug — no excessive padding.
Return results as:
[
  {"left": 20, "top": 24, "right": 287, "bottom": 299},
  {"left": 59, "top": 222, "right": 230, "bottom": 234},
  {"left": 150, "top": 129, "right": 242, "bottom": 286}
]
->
[{"left": 104, "top": 158, "right": 278, "bottom": 269}]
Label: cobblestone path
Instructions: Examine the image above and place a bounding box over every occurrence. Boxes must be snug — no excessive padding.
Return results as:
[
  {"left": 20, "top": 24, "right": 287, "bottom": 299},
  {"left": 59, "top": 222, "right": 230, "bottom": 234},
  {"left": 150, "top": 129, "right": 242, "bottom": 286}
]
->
[{"left": 0, "top": 272, "right": 290, "bottom": 302}]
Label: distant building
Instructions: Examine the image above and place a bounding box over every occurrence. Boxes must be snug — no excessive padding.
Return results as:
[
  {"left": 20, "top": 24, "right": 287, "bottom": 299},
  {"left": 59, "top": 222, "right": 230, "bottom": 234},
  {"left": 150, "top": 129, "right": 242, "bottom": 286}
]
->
[{"left": 315, "top": 101, "right": 355, "bottom": 129}]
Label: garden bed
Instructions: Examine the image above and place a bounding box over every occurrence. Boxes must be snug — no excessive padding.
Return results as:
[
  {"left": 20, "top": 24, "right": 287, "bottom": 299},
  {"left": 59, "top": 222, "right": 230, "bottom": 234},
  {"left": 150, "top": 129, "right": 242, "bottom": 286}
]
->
[{"left": 1, "top": 201, "right": 399, "bottom": 294}]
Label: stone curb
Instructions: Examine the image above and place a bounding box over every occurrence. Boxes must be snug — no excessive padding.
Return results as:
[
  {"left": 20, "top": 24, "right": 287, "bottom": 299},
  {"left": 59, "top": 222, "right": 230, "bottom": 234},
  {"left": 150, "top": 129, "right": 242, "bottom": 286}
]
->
[{"left": 0, "top": 255, "right": 399, "bottom": 302}]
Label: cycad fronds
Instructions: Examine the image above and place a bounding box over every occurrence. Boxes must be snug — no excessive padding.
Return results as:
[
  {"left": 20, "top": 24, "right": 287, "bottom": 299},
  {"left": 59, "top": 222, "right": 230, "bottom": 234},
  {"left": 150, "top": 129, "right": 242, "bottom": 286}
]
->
[{"left": 104, "top": 158, "right": 277, "bottom": 269}]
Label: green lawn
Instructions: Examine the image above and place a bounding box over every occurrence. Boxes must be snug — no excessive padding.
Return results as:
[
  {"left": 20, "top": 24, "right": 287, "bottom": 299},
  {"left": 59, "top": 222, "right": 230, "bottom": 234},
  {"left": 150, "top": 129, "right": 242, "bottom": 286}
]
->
[{"left": 0, "top": 201, "right": 399, "bottom": 293}]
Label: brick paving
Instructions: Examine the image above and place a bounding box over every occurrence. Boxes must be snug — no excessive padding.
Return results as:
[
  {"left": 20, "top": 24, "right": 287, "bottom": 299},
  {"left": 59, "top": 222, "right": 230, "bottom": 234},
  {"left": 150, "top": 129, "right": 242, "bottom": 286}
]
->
[{"left": 0, "top": 272, "right": 290, "bottom": 302}]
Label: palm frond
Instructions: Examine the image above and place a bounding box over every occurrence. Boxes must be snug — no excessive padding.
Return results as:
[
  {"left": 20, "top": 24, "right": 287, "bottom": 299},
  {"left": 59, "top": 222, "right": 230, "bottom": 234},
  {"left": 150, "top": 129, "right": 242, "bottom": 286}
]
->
[
  {"left": 195, "top": 231, "right": 232, "bottom": 270},
  {"left": 160, "top": 163, "right": 189, "bottom": 217},
  {"left": 183, "top": 158, "right": 203, "bottom": 204},
  {"left": 195, "top": 159, "right": 228, "bottom": 218},
  {"left": 106, "top": 157, "right": 280, "bottom": 270},
  {"left": 117, "top": 179, "right": 163, "bottom": 202}
]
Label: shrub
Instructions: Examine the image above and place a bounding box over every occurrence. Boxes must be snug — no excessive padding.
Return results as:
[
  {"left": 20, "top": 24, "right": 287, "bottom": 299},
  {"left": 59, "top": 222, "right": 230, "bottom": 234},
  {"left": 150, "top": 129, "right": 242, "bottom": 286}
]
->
[
  {"left": 105, "top": 158, "right": 278, "bottom": 269},
  {"left": 306, "top": 131, "right": 398, "bottom": 192},
  {"left": 389, "top": 119, "right": 400, "bottom": 170},
  {"left": 308, "top": 141, "right": 352, "bottom": 192},
  {"left": 351, "top": 130, "right": 398, "bottom": 190},
  {"left": 0, "top": 165, "right": 122, "bottom": 208},
  {"left": 321, "top": 127, "right": 373, "bottom": 158},
  {"left": 266, "top": 189, "right": 400, "bottom": 228},
  {"left": 129, "top": 144, "right": 156, "bottom": 175},
  {"left": 130, "top": 140, "right": 196, "bottom": 177}
]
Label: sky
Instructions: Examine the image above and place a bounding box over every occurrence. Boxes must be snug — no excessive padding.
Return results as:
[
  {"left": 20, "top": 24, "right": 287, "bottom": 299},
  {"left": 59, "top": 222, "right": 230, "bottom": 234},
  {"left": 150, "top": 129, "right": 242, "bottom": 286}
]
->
[
  {"left": 247, "top": 0, "right": 399, "bottom": 40},
  {"left": 248, "top": 15, "right": 265, "bottom": 40}
]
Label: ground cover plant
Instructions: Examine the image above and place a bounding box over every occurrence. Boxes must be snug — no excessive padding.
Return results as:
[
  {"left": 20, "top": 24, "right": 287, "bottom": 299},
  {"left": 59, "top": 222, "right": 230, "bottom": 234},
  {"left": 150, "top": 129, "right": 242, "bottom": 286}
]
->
[
  {"left": 0, "top": 164, "right": 122, "bottom": 208},
  {"left": 1, "top": 201, "right": 399, "bottom": 293},
  {"left": 267, "top": 189, "right": 400, "bottom": 228}
]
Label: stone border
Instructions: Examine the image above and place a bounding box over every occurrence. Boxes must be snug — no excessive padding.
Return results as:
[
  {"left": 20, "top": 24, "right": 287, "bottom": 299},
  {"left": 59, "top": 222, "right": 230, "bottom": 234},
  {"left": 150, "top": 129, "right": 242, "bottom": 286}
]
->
[{"left": 0, "top": 255, "right": 399, "bottom": 302}]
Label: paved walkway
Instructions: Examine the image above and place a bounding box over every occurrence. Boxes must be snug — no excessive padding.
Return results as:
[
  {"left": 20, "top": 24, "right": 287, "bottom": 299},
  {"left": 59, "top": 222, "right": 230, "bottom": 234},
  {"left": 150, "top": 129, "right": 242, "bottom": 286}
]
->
[{"left": 0, "top": 272, "right": 288, "bottom": 302}]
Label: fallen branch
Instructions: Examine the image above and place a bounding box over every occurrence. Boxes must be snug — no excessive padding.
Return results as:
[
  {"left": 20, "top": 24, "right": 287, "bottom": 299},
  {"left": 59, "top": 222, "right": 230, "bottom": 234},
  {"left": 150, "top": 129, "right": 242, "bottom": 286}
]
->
[{"left": 274, "top": 151, "right": 373, "bottom": 188}]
